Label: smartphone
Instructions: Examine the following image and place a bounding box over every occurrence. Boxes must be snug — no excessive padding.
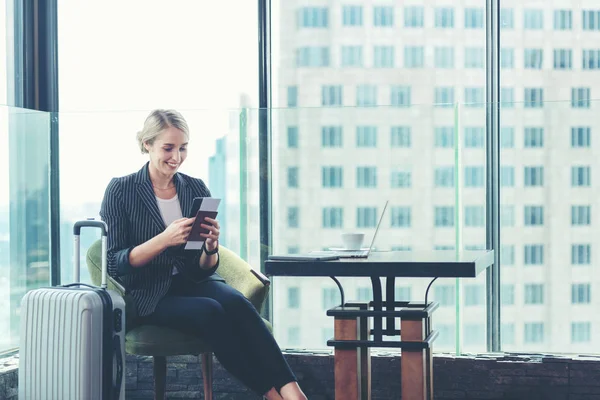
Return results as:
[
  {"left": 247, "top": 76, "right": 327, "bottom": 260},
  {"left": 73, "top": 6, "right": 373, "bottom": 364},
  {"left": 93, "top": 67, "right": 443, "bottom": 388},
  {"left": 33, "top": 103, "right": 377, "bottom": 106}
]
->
[{"left": 189, "top": 197, "right": 203, "bottom": 218}]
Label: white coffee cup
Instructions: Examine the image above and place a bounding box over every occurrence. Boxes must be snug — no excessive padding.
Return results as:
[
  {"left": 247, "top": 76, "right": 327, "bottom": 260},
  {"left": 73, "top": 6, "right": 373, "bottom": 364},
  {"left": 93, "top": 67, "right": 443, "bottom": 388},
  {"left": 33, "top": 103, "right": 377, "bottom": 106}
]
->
[{"left": 341, "top": 233, "right": 365, "bottom": 250}]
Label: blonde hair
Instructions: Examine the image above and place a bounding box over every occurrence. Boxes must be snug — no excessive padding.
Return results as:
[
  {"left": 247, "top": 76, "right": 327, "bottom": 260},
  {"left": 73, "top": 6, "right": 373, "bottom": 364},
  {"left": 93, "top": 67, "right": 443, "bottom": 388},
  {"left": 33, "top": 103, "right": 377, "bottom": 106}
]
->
[{"left": 136, "top": 109, "right": 190, "bottom": 154}]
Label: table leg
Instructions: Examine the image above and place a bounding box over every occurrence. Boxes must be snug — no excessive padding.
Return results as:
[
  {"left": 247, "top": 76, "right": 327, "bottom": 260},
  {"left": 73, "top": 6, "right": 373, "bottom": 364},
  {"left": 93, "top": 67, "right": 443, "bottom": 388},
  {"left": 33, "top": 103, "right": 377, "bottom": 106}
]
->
[
  {"left": 334, "top": 312, "right": 361, "bottom": 400},
  {"left": 358, "top": 304, "right": 371, "bottom": 400},
  {"left": 400, "top": 319, "right": 428, "bottom": 400}
]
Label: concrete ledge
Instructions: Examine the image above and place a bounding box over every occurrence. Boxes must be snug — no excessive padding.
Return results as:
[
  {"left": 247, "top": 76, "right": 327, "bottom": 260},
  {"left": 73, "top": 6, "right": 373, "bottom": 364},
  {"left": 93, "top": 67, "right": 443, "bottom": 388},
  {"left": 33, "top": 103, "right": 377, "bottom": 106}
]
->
[{"left": 3, "top": 350, "right": 600, "bottom": 399}]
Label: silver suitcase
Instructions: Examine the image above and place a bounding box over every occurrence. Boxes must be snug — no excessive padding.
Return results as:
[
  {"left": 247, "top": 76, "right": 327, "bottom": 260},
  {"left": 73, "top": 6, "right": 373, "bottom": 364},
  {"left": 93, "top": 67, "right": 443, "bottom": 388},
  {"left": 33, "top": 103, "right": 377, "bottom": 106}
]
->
[{"left": 19, "top": 220, "right": 126, "bottom": 400}]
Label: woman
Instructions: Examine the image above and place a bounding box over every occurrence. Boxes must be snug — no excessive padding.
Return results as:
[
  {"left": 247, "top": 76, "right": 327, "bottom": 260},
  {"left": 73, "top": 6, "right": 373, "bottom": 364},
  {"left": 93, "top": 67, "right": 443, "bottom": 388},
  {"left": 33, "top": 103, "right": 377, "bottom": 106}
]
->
[{"left": 100, "top": 109, "right": 307, "bottom": 400}]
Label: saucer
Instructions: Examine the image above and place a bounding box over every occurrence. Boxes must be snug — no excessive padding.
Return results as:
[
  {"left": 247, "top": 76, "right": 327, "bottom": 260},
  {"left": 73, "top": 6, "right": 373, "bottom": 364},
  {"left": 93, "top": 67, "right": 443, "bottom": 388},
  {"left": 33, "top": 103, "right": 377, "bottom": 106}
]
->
[{"left": 329, "top": 247, "right": 369, "bottom": 252}]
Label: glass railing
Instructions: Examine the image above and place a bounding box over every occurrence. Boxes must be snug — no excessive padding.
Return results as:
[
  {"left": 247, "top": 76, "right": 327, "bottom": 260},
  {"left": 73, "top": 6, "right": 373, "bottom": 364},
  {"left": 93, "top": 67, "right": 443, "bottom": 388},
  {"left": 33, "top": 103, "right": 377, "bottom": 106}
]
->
[
  {"left": 2, "top": 101, "right": 599, "bottom": 357},
  {"left": 0, "top": 105, "right": 52, "bottom": 353}
]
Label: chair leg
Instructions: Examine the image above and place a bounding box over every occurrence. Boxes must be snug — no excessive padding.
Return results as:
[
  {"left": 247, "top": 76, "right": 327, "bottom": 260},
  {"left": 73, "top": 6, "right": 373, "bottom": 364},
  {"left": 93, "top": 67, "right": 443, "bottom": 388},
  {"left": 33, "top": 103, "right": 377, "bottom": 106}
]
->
[
  {"left": 153, "top": 356, "right": 167, "bottom": 400},
  {"left": 201, "top": 352, "right": 213, "bottom": 400}
]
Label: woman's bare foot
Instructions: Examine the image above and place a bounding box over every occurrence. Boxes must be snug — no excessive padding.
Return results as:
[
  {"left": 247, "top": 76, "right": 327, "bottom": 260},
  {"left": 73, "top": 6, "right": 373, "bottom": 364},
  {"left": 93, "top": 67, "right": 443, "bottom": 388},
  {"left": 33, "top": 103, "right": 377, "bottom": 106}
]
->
[
  {"left": 279, "top": 382, "right": 308, "bottom": 400},
  {"left": 264, "top": 387, "right": 284, "bottom": 400}
]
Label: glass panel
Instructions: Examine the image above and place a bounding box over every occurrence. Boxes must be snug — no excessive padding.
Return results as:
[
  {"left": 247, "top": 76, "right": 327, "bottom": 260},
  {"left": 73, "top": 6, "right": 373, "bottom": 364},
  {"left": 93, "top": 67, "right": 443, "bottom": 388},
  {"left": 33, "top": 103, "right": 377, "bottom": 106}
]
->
[
  {"left": 0, "top": 3, "right": 7, "bottom": 105},
  {"left": 0, "top": 105, "right": 52, "bottom": 353}
]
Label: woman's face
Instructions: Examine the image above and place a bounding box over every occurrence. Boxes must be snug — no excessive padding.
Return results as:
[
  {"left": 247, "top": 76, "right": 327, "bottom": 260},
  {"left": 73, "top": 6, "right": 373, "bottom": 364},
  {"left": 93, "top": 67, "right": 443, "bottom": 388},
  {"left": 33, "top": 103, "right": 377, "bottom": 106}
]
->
[{"left": 145, "top": 126, "right": 188, "bottom": 178}]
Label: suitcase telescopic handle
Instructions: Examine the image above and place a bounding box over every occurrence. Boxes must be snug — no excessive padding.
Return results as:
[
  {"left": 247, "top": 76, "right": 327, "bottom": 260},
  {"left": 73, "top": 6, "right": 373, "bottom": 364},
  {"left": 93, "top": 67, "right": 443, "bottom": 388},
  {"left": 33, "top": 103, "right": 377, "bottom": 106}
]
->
[{"left": 73, "top": 219, "right": 109, "bottom": 288}]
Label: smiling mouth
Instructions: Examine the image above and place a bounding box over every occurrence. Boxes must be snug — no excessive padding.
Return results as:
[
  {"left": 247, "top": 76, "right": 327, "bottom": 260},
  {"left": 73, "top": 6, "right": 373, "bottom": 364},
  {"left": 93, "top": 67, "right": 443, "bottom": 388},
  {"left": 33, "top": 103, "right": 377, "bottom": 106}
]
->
[{"left": 167, "top": 162, "right": 178, "bottom": 168}]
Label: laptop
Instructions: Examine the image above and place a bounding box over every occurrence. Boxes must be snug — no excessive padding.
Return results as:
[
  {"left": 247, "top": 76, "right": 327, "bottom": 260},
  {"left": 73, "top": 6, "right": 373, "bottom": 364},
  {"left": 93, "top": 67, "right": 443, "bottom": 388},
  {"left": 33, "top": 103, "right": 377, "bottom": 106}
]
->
[{"left": 331, "top": 200, "right": 389, "bottom": 259}]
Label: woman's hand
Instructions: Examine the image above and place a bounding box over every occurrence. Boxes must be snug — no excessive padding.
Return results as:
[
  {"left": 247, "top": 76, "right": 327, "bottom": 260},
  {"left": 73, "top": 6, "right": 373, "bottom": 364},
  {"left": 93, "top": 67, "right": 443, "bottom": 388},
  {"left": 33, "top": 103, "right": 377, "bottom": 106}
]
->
[
  {"left": 160, "top": 217, "right": 196, "bottom": 248},
  {"left": 200, "top": 217, "right": 220, "bottom": 251}
]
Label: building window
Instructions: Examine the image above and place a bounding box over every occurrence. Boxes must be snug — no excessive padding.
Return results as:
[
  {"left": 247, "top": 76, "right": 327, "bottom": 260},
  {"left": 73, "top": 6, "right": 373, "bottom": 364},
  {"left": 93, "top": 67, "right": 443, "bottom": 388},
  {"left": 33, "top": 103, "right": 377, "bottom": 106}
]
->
[
  {"left": 464, "top": 206, "right": 484, "bottom": 227},
  {"left": 374, "top": 46, "right": 394, "bottom": 68},
  {"left": 583, "top": 10, "right": 600, "bottom": 31},
  {"left": 554, "top": 10, "right": 572, "bottom": 30},
  {"left": 435, "top": 166, "right": 455, "bottom": 187},
  {"left": 502, "top": 324, "right": 515, "bottom": 345},
  {"left": 405, "top": 46, "right": 424, "bottom": 68},
  {"left": 322, "top": 207, "right": 343, "bottom": 228},
  {"left": 525, "top": 284, "right": 544, "bottom": 304},
  {"left": 356, "top": 85, "right": 377, "bottom": 107},
  {"left": 287, "top": 327, "right": 300, "bottom": 346},
  {"left": 341, "top": 46, "right": 363, "bottom": 67},
  {"left": 501, "top": 8, "right": 514, "bottom": 29},
  {"left": 391, "top": 126, "right": 411, "bottom": 147},
  {"left": 524, "top": 244, "right": 544, "bottom": 265},
  {"left": 464, "top": 285, "right": 484, "bottom": 306},
  {"left": 357, "top": 207, "right": 377, "bottom": 228},
  {"left": 356, "top": 126, "right": 377, "bottom": 147},
  {"left": 287, "top": 246, "right": 299, "bottom": 254},
  {"left": 572, "top": 88, "right": 591, "bottom": 108},
  {"left": 571, "top": 127, "right": 591, "bottom": 148},
  {"left": 435, "top": 87, "right": 454, "bottom": 107},
  {"left": 583, "top": 49, "right": 600, "bottom": 70},
  {"left": 524, "top": 206, "right": 544, "bottom": 226},
  {"left": 501, "top": 284, "right": 515, "bottom": 305},
  {"left": 322, "top": 166, "right": 343, "bottom": 188},
  {"left": 434, "top": 285, "right": 455, "bottom": 306},
  {"left": 524, "top": 127, "right": 544, "bottom": 147},
  {"left": 342, "top": 5, "right": 363, "bottom": 26},
  {"left": 553, "top": 49, "right": 572, "bottom": 69},
  {"left": 288, "top": 287, "right": 300, "bottom": 308},
  {"left": 435, "top": 127, "right": 454, "bottom": 148},
  {"left": 500, "top": 166, "right": 514, "bottom": 187},
  {"left": 572, "top": 322, "right": 591, "bottom": 343},
  {"left": 287, "top": 126, "right": 298, "bottom": 148},
  {"left": 356, "top": 287, "right": 373, "bottom": 302},
  {"left": 391, "top": 206, "right": 411, "bottom": 228},
  {"left": 464, "top": 8, "right": 484, "bottom": 28},
  {"left": 524, "top": 323, "right": 544, "bottom": 343},
  {"left": 571, "top": 205, "right": 591, "bottom": 226},
  {"left": 395, "top": 286, "right": 411, "bottom": 301},
  {"left": 357, "top": 167, "right": 377, "bottom": 188},
  {"left": 465, "top": 166, "right": 484, "bottom": 187},
  {"left": 374, "top": 6, "right": 394, "bottom": 27},
  {"left": 322, "top": 287, "right": 340, "bottom": 309},
  {"left": 501, "top": 205, "right": 515, "bottom": 227},
  {"left": 465, "top": 127, "right": 485, "bottom": 148},
  {"left": 501, "top": 88, "right": 514, "bottom": 108},
  {"left": 404, "top": 6, "right": 424, "bottom": 27},
  {"left": 435, "top": 7, "right": 454, "bottom": 28},
  {"left": 571, "top": 166, "right": 591, "bottom": 187},
  {"left": 287, "top": 207, "right": 299, "bottom": 228},
  {"left": 391, "top": 168, "right": 411, "bottom": 188},
  {"left": 434, "top": 47, "right": 454, "bottom": 68},
  {"left": 287, "top": 167, "right": 299, "bottom": 188},
  {"left": 321, "top": 126, "right": 343, "bottom": 147},
  {"left": 465, "top": 87, "right": 484, "bottom": 107},
  {"left": 524, "top": 48, "right": 543, "bottom": 69},
  {"left": 524, "top": 88, "right": 544, "bottom": 108},
  {"left": 501, "top": 245, "right": 515, "bottom": 265},
  {"left": 524, "top": 9, "right": 544, "bottom": 29},
  {"left": 572, "top": 244, "right": 591, "bottom": 265},
  {"left": 465, "top": 48, "right": 484, "bottom": 68},
  {"left": 572, "top": 283, "right": 591, "bottom": 304},
  {"left": 296, "top": 46, "right": 330, "bottom": 67},
  {"left": 501, "top": 48, "right": 514, "bottom": 68},
  {"left": 322, "top": 85, "right": 343, "bottom": 106},
  {"left": 524, "top": 166, "right": 544, "bottom": 187},
  {"left": 435, "top": 206, "right": 455, "bottom": 227},
  {"left": 501, "top": 127, "right": 514, "bottom": 148},
  {"left": 287, "top": 86, "right": 298, "bottom": 107},
  {"left": 297, "top": 7, "right": 328, "bottom": 28},
  {"left": 391, "top": 86, "right": 411, "bottom": 107}
]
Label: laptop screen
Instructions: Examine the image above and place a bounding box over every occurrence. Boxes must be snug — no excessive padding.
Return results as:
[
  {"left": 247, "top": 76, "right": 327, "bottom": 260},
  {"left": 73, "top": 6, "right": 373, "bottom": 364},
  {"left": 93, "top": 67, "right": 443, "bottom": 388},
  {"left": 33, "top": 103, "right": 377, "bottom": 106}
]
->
[{"left": 365, "top": 200, "right": 389, "bottom": 255}]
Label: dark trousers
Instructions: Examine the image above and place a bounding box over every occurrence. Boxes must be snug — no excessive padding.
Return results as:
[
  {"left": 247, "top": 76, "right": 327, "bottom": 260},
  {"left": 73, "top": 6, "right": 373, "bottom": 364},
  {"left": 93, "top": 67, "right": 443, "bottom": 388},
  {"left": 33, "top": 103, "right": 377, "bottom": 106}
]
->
[{"left": 140, "top": 274, "right": 296, "bottom": 395}]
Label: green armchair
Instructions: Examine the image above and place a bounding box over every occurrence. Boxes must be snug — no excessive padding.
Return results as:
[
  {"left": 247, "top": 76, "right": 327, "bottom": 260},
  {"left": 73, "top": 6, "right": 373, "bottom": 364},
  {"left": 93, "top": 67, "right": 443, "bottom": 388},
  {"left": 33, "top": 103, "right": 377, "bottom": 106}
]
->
[{"left": 86, "top": 240, "right": 271, "bottom": 400}]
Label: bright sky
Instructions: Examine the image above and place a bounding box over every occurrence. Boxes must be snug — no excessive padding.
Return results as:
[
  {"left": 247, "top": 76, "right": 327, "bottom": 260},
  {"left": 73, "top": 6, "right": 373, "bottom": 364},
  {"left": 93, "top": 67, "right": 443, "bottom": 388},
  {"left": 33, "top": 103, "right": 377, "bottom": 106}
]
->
[{"left": 1, "top": 0, "right": 260, "bottom": 209}]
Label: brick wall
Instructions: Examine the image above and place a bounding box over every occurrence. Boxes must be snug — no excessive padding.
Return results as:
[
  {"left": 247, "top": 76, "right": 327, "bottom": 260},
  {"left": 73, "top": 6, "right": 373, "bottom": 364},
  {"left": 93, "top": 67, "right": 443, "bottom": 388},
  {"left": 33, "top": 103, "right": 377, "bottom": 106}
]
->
[{"left": 3, "top": 351, "right": 600, "bottom": 399}]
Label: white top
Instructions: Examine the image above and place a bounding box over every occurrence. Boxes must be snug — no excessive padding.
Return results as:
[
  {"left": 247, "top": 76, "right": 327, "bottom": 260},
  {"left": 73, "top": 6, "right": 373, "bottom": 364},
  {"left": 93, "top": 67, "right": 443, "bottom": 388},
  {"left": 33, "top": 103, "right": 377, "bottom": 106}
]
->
[{"left": 156, "top": 194, "right": 183, "bottom": 275}]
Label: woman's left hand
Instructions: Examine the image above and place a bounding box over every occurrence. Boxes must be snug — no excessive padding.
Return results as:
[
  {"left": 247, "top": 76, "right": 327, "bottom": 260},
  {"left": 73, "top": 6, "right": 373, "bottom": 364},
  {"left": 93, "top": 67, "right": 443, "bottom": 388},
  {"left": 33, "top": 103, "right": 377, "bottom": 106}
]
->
[{"left": 201, "top": 217, "right": 220, "bottom": 251}]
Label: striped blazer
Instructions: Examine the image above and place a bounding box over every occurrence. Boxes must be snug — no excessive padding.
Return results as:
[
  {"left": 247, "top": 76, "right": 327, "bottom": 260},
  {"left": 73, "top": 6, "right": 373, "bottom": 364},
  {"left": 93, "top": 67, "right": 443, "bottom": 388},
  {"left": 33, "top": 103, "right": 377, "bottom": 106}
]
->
[{"left": 99, "top": 162, "right": 224, "bottom": 317}]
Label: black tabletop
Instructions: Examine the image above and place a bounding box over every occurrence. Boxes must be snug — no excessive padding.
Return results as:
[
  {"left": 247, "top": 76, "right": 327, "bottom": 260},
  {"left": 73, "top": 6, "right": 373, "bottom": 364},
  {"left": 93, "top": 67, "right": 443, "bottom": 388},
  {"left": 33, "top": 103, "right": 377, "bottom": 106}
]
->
[{"left": 265, "top": 250, "right": 494, "bottom": 278}]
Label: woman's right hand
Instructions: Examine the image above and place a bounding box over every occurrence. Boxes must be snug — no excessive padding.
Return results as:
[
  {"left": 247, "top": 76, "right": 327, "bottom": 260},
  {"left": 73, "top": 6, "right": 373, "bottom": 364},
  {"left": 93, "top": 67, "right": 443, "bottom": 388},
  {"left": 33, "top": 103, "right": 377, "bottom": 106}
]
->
[{"left": 160, "top": 217, "right": 196, "bottom": 248}]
